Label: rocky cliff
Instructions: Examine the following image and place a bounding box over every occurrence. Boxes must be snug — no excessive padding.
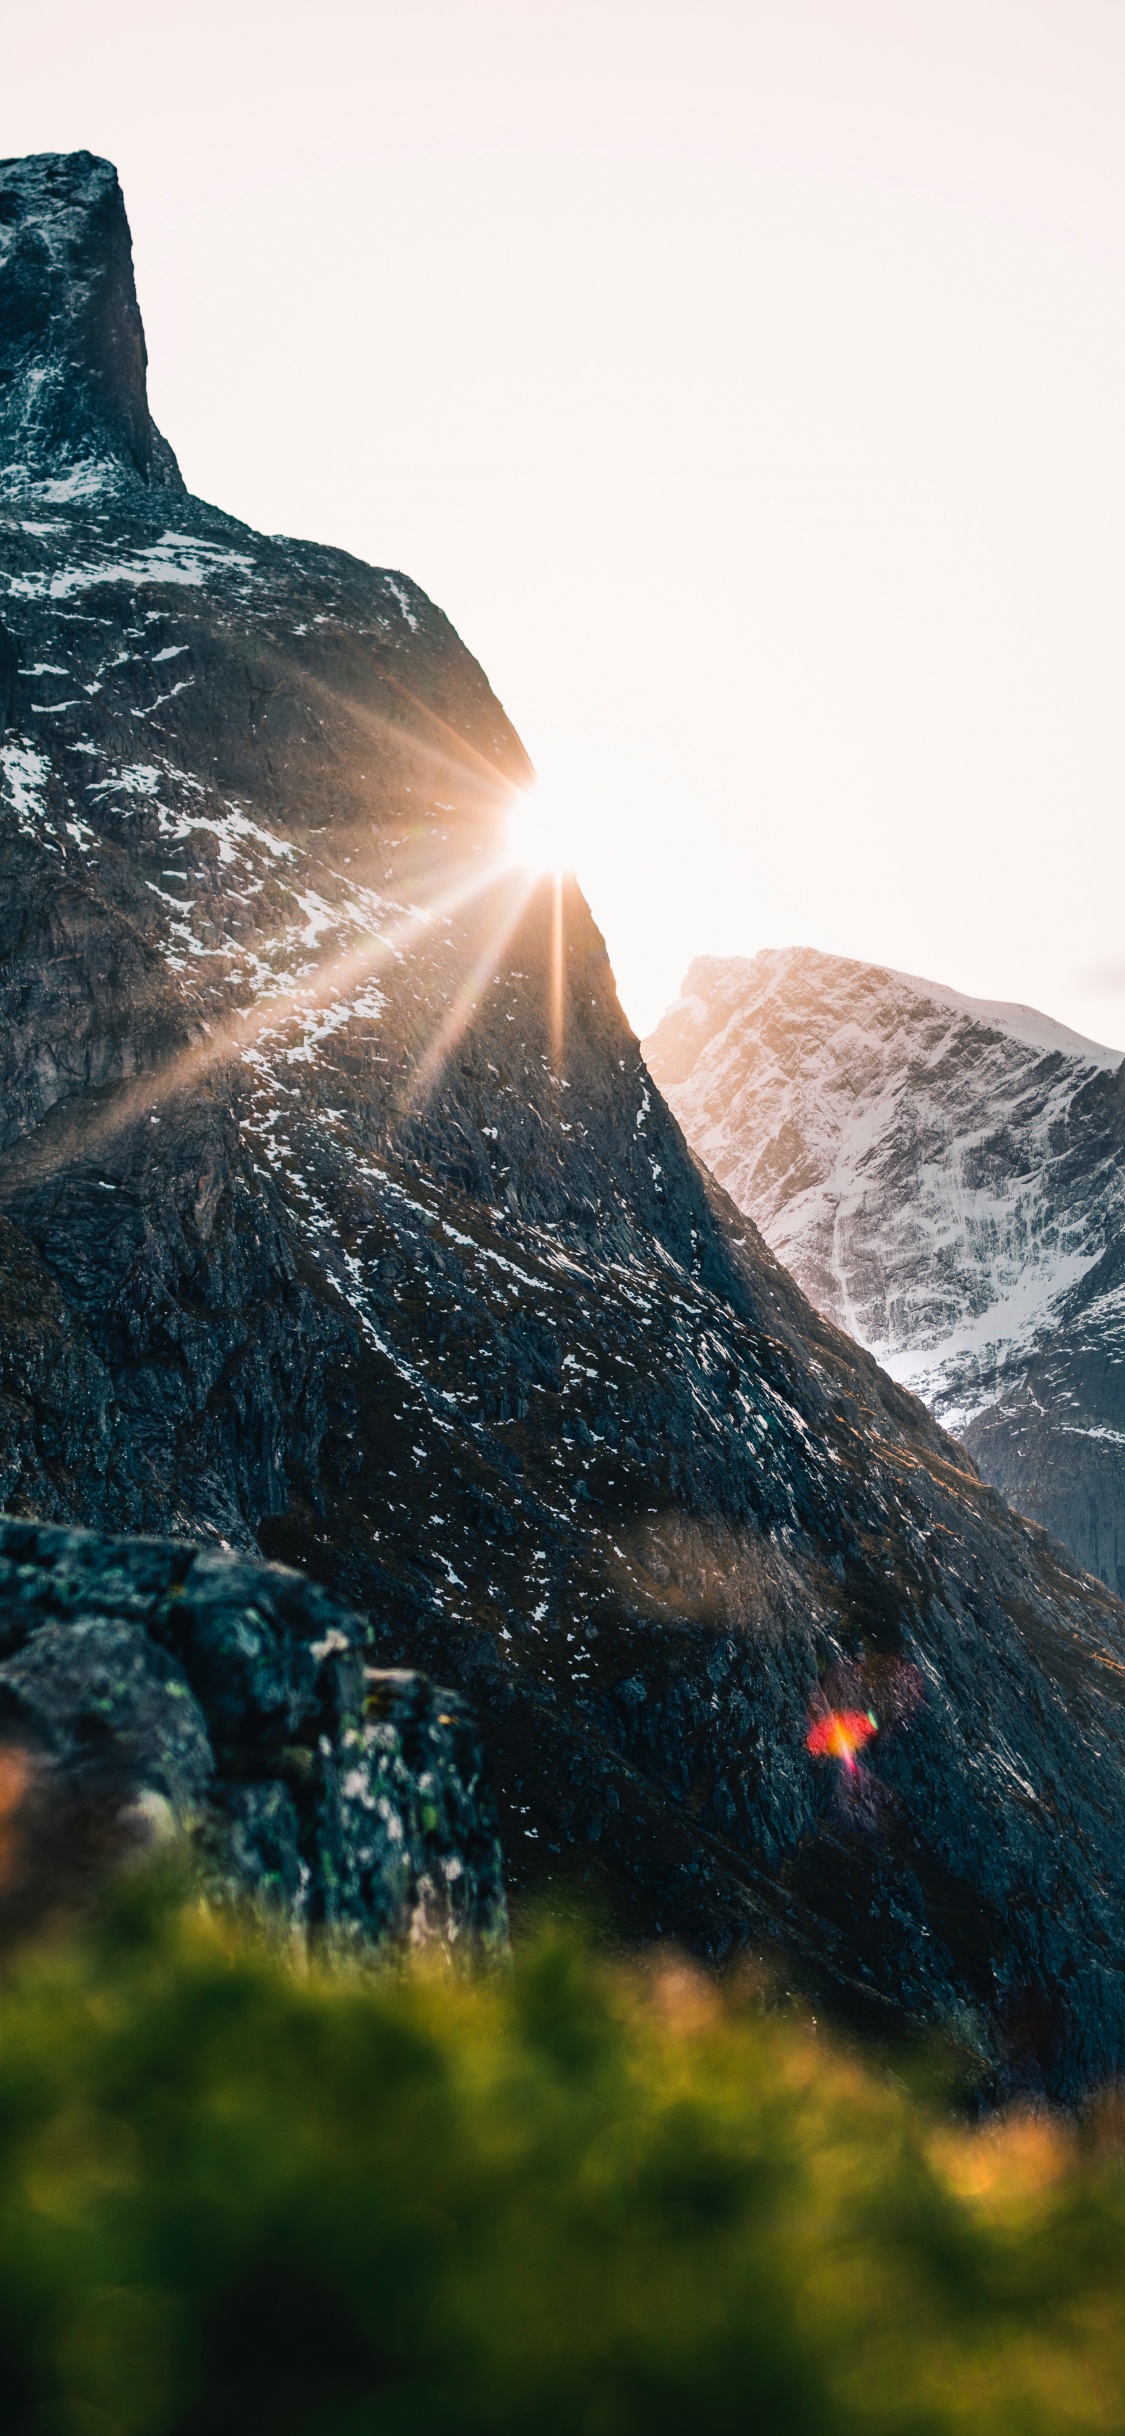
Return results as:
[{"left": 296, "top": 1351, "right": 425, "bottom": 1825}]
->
[
  {"left": 644, "top": 947, "right": 1125, "bottom": 1599},
  {"left": 7, "top": 153, "right": 1125, "bottom": 2093},
  {"left": 0, "top": 1514, "right": 506, "bottom": 1951}
]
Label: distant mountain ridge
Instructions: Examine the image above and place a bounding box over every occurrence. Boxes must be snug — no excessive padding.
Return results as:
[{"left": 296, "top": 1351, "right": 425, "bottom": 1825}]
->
[{"left": 645, "top": 946, "right": 1125, "bottom": 1594}]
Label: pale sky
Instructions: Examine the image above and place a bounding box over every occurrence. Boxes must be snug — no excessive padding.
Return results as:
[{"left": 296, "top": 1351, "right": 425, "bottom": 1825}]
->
[{"left": 4, "top": 1, "right": 1125, "bottom": 1046}]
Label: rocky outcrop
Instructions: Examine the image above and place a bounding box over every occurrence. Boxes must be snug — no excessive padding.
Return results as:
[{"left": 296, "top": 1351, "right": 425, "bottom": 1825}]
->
[
  {"left": 0, "top": 152, "right": 183, "bottom": 500},
  {"left": 644, "top": 948, "right": 1125, "bottom": 1598},
  {"left": 8, "top": 154, "right": 1125, "bottom": 2093},
  {"left": 0, "top": 1515, "right": 506, "bottom": 1950}
]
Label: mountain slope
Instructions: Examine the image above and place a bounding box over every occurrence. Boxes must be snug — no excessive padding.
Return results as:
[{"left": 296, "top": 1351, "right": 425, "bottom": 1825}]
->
[
  {"left": 7, "top": 155, "right": 1125, "bottom": 2092},
  {"left": 644, "top": 946, "right": 1125, "bottom": 1595}
]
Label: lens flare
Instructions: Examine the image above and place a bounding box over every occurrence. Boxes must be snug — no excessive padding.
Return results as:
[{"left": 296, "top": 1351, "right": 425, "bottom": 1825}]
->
[
  {"left": 805, "top": 1709, "right": 879, "bottom": 1770},
  {"left": 806, "top": 1664, "right": 922, "bottom": 1829}
]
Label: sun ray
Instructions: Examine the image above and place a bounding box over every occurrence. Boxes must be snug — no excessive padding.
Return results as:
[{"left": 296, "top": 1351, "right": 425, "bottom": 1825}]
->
[
  {"left": 0, "top": 845, "right": 516, "bottom": 1191},
  {"left": 399, "top": 868, "right": 537, "bottom": 1113},
  {"left": 373, "top": 667, "right": 534, "bottom": 802},
  {"left": 550, "top": 871, "right": 565, "bottom": 1069},
  {"left": 294, "top": 659, "right": 530, "bottom": 826}
]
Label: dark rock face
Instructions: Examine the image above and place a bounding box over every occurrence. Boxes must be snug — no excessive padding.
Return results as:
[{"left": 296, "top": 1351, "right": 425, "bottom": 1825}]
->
[
  {"left": 645, "top": 948, "right": 1125, "bottom": 1600},
  {"left": 0, "top": 1516, "right": 507, "bottom": 1950},
  {"left": 7, "top": 155, "right": 1125, "bottom": 2093},
  {"left": 0, "top": 152, "right": 183, "bottom": 500}
]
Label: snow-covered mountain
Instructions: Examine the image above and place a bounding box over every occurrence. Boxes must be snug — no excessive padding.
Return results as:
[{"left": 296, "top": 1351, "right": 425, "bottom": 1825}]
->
[{"left": 645, "top": 947, "right": 1125, "bottom": 1595}]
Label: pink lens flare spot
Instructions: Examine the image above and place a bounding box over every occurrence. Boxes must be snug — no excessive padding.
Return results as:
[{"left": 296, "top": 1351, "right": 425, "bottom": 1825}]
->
[{"left": 805, "top": 1708, "right": 879, "bottom": 1769}]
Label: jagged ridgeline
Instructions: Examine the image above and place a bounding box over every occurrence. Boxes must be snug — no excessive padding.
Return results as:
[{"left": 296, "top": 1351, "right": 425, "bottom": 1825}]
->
[
  {"left": 6, "top": 152, "right": 1125, "bottom": 2094},
  {"left": 645, "top": 947, "right": 1125, "bottom": 1601}
]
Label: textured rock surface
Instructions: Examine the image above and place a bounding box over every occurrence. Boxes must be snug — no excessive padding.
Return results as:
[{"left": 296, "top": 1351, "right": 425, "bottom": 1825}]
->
[
  {"left": 644, "top": 948, "right": 1125, "bottom": 1597},
  {"left": 0, "top": 152, "right": 183, "bottom": 500},
  {"left": 0, "top": 1515, "right": 507, "bottom": 1949},
  {"left": 7, "top": 153, "right": 1125, "bottom": 2091}
]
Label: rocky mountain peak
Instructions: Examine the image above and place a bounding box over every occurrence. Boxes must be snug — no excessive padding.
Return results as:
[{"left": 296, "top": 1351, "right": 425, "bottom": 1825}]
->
[
  {"left": 0, "top": 150, "right": 183, "bottom": 502},
  {"left": 9, "top": 153, "right": 1125, "bottom": 2092}
]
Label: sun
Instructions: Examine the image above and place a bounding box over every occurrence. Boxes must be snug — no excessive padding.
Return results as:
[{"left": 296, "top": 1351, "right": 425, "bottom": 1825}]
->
[{"left": 505, "top": 785, "right": 575, "bottom": 878}]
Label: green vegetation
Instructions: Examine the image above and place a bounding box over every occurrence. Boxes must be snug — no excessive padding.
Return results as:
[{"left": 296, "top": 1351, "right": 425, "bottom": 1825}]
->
[{"left": 0, "top": 1879, "right": 1123, "bottom": 2434}]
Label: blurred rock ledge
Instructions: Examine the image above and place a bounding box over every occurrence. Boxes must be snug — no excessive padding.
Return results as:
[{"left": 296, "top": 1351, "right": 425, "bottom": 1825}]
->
[{"left": 0, "top": 1514, "right": 508, "bottom": 1954}]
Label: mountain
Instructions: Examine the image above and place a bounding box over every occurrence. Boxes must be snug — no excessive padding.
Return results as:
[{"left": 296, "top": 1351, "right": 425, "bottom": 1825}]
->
[
  {"left": 644, "top": 947, "right": 1125, "bottom": 1597},
  {"left": 8, "top": 155, "right": 1125, "bottom": 2092}
]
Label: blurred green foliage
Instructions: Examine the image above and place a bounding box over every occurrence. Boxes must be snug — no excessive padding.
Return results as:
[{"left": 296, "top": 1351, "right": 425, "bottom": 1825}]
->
[{"left": 0, "top": 1877, "right": 1123, "bottom": 2434}]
